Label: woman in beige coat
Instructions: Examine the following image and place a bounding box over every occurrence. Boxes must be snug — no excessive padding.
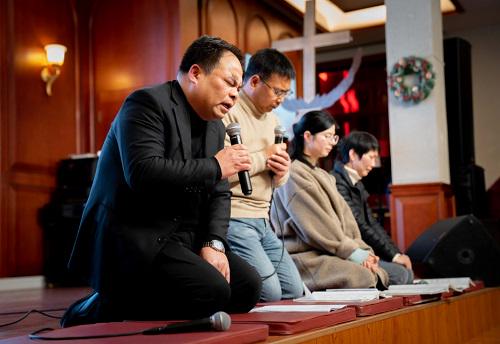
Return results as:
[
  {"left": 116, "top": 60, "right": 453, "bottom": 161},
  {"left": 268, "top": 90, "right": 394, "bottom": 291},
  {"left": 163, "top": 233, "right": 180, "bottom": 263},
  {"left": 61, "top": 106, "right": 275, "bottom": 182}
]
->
[{"left": 271, "top": 110, "right": 388, "bottom": 291}]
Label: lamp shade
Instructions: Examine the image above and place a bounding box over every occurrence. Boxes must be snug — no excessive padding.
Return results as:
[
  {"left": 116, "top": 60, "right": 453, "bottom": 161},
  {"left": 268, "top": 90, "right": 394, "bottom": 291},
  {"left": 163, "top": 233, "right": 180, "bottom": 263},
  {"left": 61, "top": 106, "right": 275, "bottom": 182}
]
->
[{"left": 44, "top": 44, "right": 67, "bottom": 65}]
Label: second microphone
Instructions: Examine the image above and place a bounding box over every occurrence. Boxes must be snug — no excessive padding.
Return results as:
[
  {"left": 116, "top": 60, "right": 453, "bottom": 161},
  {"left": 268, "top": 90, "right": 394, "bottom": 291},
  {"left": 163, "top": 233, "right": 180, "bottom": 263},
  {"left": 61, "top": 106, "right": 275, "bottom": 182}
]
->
[{"left": 225, "top": 123, "right": 252, "bottom": 195}]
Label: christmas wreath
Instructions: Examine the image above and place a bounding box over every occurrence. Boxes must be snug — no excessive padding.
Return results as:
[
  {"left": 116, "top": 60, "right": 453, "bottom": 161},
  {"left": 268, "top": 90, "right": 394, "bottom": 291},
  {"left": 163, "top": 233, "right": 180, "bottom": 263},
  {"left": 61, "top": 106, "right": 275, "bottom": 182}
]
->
[{"left": 388, "top": 56, "right": 435, "bottom": 104}]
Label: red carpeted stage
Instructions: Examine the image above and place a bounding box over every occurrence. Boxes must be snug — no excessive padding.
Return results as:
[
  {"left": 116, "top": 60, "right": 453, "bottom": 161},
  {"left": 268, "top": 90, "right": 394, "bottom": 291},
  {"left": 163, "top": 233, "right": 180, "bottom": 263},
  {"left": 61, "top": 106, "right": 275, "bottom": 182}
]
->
[{"left": 1, "top": 287, "right": 499, "bottom": 343}]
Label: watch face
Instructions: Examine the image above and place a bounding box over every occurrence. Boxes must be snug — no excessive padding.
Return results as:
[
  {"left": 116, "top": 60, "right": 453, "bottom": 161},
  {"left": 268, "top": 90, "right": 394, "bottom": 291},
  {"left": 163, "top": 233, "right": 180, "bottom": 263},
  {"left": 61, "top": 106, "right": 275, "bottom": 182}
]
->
[{"left": 212, "top": 240, "right": 225, "bottom": 252}]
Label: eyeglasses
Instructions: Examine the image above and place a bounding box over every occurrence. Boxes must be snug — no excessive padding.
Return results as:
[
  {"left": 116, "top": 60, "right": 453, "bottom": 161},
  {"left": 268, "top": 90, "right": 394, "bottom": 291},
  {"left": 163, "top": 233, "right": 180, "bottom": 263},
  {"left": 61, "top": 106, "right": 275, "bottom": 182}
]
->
[
  {"left": 260, "top": 78, "right": 293, "bottom": 98},
  {"left": 322, "top": 133, "right": 339, "bottom": 144}
]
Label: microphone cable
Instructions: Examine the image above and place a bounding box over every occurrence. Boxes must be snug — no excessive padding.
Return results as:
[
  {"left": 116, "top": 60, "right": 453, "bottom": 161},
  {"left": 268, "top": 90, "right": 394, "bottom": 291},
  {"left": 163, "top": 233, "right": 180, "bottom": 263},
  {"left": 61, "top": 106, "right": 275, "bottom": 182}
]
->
[
  {"left": 0, "top": 308, "right": 64, "bottom": 328},
  {"left": 260, "top": 183, "right": 285, "bottom": 282},
  {"left": 0, "top": 308, "right": 146, "bottom": 340},
  {"left": 259, "top": 135, "right": 291, "bottom": 282}
]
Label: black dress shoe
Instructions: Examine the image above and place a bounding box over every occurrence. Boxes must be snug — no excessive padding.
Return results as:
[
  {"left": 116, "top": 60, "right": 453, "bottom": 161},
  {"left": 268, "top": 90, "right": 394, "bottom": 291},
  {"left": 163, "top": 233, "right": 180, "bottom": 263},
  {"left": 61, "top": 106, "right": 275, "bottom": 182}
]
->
[{"left": 60, "top": 291, "right": 102, "bottom": 328}]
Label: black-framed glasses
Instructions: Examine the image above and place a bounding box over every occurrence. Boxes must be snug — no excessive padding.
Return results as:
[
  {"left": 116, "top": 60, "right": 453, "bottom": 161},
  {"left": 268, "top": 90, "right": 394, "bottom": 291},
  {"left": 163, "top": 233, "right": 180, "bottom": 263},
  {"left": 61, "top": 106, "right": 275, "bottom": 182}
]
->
[{"left": 260, "top": 78, "right": 293, "bottom": 98}]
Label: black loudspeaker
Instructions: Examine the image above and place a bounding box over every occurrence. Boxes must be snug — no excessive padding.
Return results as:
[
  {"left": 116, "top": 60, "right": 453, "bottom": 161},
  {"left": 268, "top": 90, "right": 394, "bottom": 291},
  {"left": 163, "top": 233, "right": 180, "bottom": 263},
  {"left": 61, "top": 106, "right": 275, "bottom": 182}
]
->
[
  {"left": 406, "top": 214, "right": 500, "bottom": 286},
  {"left": 443, "top": 38, "right": 487, "bottom": 217},
  {"left": 40, "top": 156, "right": 98, "bottom": 287},
  {"left": 444, "top": 38, "right": 474, "bottom": 169},
  {"left": 454, "top": 164, "right": 487, "bottom": 217}
]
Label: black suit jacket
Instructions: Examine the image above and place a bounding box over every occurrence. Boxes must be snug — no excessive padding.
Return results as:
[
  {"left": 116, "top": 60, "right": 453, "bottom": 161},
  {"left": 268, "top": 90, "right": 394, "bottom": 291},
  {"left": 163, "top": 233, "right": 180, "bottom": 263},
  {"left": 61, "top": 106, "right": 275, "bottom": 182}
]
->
[
  {"left": 68, "top": 81, "right": 230, "bottom": 293},
  {"left": 332, "top": 161, "right": 400, "bottom": 262}
]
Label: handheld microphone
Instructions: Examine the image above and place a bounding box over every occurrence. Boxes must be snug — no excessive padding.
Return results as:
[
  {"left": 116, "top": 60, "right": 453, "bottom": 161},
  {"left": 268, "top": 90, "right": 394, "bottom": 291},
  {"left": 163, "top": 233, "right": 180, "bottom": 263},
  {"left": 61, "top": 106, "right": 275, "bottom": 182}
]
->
[
  {"left": 226, "top": 123, "right": 252, "bottom": 195},
  {"left": 269, "top": 125, "right": 288, "bottom": 178},
  {"left": 143, "top": 311, "right": 231, "bottom": 335},
  {"left": 274, "top": 125, "right": 286, "bottom": 144}
]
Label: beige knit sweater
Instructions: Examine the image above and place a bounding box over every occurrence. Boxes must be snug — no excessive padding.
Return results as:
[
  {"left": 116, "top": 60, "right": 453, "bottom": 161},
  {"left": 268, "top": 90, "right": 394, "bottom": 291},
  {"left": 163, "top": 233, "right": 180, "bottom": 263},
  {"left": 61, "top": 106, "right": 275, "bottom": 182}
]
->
[{"left": 222, "top": 91, "right": 288, "bottom": 219}]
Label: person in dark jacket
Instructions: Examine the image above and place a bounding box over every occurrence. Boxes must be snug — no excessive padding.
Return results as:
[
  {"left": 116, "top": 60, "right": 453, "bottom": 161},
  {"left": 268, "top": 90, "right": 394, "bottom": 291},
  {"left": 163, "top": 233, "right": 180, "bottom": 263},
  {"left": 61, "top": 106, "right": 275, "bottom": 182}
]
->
[
  {"left": 60, "top": 36, "right": 262, "bottom": 327},
  {"left": 332, "top": 131, "right": 413, "bottom": 285}
]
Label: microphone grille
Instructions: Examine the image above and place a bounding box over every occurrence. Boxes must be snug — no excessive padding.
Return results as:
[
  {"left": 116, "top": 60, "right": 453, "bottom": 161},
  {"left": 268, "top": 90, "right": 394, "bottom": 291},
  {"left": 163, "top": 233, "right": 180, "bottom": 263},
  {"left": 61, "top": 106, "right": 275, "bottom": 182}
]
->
[
  {"left": 211, "top": 311, "right": 231, "bottom": 331},
  {"left": 274, "top": 125, "right": 286, "bottom": 136},
  {"left": 226, "top": 122, "right": 241, "bottom": 137}
]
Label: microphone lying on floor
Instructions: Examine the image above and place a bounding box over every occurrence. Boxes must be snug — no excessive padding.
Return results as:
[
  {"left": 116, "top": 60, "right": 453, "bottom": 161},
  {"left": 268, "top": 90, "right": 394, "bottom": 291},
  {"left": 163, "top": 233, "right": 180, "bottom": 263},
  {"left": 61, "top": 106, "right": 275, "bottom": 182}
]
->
[{"left": 142, "top": 311, "right": 231, "bottom": 335}]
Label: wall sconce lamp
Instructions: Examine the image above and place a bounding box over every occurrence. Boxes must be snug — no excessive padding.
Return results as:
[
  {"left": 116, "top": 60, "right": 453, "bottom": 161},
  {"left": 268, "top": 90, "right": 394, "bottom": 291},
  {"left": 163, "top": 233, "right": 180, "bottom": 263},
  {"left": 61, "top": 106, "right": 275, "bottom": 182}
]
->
[{"left": 41, "top": 44, "right": 67, "bottom": 96}]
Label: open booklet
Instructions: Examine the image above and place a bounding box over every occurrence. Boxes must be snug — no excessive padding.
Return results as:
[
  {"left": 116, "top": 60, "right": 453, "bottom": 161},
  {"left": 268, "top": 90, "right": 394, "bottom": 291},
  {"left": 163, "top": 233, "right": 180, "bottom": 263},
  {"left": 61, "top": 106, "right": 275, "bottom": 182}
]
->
[
  {"left": 381, "top": 277, "right": 475, "bottom": 297},
  {"left": 412, "top": 277, "right": 475, "bottom": 292},
  {"left": 381, "top": 284, "right": 450, "bottom": 297},
  {"left": 250, "top": 304, "right": 347, "bottom": 313},
  {"left": 294, "top": 288, "right": 380, "bottom": 302}
]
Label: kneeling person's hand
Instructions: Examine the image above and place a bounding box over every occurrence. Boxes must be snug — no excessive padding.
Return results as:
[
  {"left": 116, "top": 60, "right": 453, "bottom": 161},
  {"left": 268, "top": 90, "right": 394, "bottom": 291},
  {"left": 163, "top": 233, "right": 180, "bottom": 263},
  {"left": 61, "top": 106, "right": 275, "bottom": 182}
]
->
[{"left": 200, "top": 247, "right": 230, "bottom": 283}]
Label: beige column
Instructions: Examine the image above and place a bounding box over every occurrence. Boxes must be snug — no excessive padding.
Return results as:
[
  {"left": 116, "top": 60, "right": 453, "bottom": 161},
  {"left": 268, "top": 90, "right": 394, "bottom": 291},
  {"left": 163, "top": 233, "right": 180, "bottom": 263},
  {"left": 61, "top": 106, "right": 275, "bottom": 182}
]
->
[{"left": 385, "top": 0, "right": 455, "bottom": 251}]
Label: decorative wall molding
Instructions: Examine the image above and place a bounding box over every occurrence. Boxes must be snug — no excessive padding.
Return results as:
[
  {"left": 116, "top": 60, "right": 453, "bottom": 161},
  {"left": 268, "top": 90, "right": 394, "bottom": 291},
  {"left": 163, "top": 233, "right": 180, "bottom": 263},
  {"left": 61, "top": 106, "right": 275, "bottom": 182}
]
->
[
  {"left": 390, "top": 182, "right": 456, "bottom": 252},
  {"left": 204, "top": 0, "right": 239, "bottom": 46},
  {"left": 244, "top": 15, "right": 272, "bottom": 54}
]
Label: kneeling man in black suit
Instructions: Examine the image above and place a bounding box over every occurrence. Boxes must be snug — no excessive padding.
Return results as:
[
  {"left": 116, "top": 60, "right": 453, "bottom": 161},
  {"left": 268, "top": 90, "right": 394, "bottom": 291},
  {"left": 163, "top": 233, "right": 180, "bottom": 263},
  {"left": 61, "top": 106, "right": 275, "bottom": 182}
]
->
[{"left": 61, "top": 35, "right": 262, "bottom": 327}]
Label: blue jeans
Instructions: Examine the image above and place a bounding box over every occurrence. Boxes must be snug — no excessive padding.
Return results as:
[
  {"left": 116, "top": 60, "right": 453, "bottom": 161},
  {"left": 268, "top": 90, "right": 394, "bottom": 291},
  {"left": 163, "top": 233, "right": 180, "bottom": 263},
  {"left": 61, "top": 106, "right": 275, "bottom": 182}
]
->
[
  {"left": 227, "top": 218, "right": 304, "bottom": 302},
  {"left": 379, "top": 260, "right": 414, "bottom": 285}
]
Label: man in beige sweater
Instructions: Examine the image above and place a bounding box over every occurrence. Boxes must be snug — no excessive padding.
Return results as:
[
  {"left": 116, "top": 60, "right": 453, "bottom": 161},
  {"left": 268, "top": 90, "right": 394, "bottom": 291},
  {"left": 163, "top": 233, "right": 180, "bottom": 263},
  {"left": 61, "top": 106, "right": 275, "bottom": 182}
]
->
[{"left": 222, "top": 49, "right": 303, "bottom": 301}]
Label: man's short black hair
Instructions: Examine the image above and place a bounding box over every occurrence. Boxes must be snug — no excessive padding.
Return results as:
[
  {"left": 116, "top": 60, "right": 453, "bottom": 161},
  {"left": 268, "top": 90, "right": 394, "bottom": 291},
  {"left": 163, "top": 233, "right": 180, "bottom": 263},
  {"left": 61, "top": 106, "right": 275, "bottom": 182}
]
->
[
  {"left": 179, "top": 35, "right": 244, "bottom": 74},
  {"left": 338, "top": 131, "right": 379, "bottom": 163},
  {"left": 244, "top": 48, "right": 296, "bottom": 82}
]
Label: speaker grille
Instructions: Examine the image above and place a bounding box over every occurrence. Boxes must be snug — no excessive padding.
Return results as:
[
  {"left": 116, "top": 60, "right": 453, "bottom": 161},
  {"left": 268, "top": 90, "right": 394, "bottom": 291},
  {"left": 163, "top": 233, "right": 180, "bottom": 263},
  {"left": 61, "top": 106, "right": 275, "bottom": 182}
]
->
[{"left": 407, "top": 215, "right": 500, "bottom": 286}]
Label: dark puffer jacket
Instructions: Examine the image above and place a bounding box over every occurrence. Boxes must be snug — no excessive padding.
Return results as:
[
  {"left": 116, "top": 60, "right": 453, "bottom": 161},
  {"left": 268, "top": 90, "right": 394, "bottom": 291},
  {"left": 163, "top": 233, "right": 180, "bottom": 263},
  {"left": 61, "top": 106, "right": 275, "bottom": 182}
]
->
[{"left": 332, "top": 161, "right": 400, "bottom": 261}]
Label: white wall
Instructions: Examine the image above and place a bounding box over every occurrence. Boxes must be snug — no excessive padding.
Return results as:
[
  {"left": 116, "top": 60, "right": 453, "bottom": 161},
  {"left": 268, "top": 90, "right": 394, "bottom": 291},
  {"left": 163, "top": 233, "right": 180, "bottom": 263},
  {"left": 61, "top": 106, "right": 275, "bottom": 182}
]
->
[{"left": 446, "top": 23, "right": 500, "bottom": 189}]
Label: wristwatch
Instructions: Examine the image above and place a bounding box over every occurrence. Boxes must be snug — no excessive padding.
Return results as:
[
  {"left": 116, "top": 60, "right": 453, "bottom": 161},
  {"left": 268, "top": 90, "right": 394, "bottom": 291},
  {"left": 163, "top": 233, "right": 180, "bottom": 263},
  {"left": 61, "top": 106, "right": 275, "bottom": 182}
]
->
[{"left": 202, "top": 239, "right": 225, "bottom": 253}]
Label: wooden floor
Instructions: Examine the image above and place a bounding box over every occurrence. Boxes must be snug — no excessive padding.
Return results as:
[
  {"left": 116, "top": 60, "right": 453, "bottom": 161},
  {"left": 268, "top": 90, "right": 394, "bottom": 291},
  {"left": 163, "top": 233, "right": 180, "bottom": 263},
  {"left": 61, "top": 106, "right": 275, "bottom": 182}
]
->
[
  {"left": 0, "top": 287, "right": 91, "bottom": 340},
  {"left": 1, "top": 287, "right": 499, "bottom": 343}
]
